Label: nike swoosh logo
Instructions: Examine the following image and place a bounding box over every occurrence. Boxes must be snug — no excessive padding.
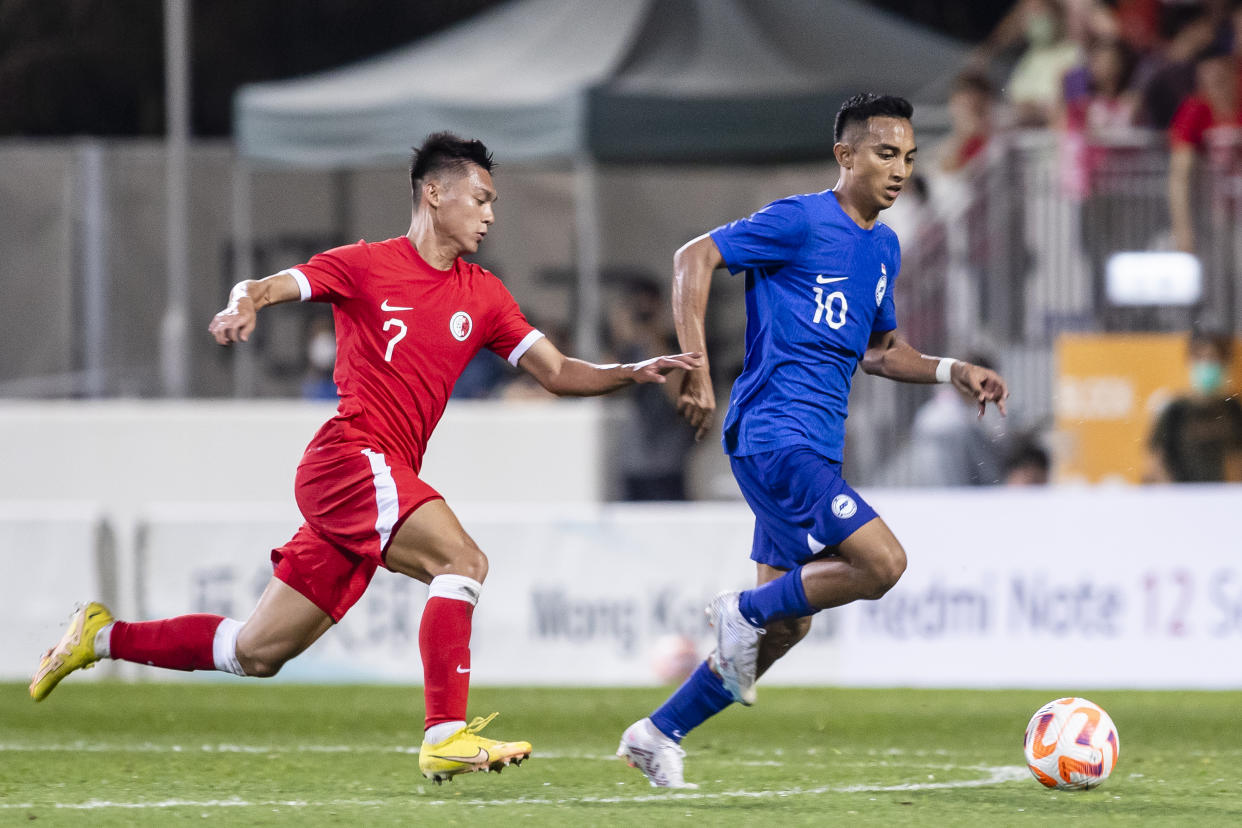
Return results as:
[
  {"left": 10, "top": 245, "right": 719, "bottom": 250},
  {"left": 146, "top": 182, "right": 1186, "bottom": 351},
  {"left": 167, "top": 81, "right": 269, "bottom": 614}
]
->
[
  {"left": 380, "top": 300, "right": 413, "bottom": 312},
  {"left": 430, "top": 747, "right": 489, "bottom": 764},
  {"left": 816, "top": 275, "right": 848, "bottom": 284},
  {"left": 456, "top": 665, "right": 471, "bottom": 674}
]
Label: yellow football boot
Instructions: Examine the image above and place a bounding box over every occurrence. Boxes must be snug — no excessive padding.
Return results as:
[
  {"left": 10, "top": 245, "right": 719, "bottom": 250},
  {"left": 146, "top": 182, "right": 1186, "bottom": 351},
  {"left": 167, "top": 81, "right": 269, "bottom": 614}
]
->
[
  {"left": 418, "top": 713, "right": 532, "bottom": 784},
  {"left": 30, "top": 602, "right": 115, "bottom": 702}
]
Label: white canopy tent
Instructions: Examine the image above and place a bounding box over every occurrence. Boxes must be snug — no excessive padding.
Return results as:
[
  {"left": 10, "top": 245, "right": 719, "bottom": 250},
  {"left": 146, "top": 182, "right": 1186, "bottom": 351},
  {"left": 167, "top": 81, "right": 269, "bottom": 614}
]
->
[{"left": 231, "top": 0, "right": 968, "bottom": 367}]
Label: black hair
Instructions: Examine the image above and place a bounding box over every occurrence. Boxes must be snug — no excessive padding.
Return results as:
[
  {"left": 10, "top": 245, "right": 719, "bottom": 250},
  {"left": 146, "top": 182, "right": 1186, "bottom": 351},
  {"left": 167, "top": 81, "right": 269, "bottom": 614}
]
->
[
  {"left": 409, "top": 131, "right": 495, "bottom": 193},
  {"left": 952, "top": 71, "right": 995, "bottom": 99},
  {"left": 1189, "top": 328, "right": 1234, "bottom": 362},
  {"left": 1005, "top": 440, "right": 1050, "bottom": 475},
  {"left": 834, "top": 93, "right": 914, "bottom": 144}
]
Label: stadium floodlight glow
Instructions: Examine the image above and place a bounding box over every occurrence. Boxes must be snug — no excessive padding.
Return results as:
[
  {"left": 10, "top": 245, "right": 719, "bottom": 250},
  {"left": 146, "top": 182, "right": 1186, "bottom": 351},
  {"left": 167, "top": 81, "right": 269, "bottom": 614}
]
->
[{"left": 1105, "top": 251, "right": 1202, "bottom": 306}]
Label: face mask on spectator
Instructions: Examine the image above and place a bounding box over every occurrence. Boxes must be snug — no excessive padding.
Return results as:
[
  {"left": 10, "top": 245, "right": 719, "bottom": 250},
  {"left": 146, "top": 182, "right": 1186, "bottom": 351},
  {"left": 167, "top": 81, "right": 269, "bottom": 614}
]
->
[
  {"left": 308, "top": 332, "right": 336, "bottom": 371},
  {"left": 1190, "top": 359, "right": 1225, "bottom": 395}
]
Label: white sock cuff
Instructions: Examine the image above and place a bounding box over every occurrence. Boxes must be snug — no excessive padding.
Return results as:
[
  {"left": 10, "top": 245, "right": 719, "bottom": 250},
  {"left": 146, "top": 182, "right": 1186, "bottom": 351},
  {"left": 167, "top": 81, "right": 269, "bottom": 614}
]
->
[
  {"left": 94, "top": 622, "right": 115, "bottom": 659},
  {"left": 427, "top": 574, "right": 482, "bottom": 606},
  {"left": 212, "top": 618, "right": 246, "bottom": 676}
]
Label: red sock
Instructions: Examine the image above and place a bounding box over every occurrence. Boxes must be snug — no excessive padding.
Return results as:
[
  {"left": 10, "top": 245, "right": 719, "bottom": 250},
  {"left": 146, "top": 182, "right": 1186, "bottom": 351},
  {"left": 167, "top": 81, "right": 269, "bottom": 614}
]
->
[
  {"left": 420, "top": 596, "right": 473, "bottom": 729},
  {"left": 110, "top": 614, "right": 224, "bottom": 672}
]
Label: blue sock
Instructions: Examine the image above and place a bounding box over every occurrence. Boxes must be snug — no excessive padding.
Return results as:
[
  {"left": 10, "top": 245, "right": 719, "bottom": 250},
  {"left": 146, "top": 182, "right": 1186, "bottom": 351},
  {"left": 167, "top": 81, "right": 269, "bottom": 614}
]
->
[
  {"left": 649, "top": 661, "right": 735, "bottom": 742},
  {"left": 737, "top": 565, "right": 816, "bottom": 627}
]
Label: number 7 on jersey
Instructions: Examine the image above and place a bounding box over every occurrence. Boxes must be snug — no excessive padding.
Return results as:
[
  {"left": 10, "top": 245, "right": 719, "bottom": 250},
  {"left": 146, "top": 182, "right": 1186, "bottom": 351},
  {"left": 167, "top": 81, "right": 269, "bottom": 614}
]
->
[{"left": 383, "top": 318, "right": 407, "bottom": 362}]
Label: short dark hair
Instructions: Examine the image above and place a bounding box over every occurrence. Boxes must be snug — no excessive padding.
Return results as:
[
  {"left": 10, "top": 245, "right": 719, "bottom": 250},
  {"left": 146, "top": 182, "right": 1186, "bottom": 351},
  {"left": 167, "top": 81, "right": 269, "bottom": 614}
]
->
[
  {"left": 1005, "top": 440, "right": 1050, "bottom": 475},
  {"left": 952, "top": 71, "right": 995, "bottom": 99},
  {"left": 834, "top": 93, "right": 914, "bottom": 143},
  {"left": 409, "top": 131, "right": 495, "bottom": 192},
  {"left": 1190, "top": 329, "right": 1234, "bottom": 362}
]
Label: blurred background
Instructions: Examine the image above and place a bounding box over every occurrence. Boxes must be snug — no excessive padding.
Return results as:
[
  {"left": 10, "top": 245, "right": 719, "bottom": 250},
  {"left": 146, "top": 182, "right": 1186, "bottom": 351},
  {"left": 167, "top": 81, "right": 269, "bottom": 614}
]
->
[{"left": 3, "top": 0, "right": 1241, "bottom": 689}]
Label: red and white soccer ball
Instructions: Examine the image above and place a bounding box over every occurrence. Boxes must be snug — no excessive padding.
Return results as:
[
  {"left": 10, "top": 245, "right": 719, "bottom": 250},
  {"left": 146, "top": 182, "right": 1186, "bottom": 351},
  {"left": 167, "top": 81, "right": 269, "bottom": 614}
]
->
[{"left": 1023, "top": 697, "right": 1120, "bottom": 790}]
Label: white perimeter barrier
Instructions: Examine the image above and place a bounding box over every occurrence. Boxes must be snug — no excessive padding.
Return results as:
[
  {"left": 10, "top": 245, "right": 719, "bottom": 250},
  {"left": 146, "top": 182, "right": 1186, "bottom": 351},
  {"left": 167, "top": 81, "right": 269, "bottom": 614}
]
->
[
  {"left": 112, "top": 486, "right": 1242, "bottom": 689},
  {"left": 0, "top": 502, "right": 120, "bottom": 684}
]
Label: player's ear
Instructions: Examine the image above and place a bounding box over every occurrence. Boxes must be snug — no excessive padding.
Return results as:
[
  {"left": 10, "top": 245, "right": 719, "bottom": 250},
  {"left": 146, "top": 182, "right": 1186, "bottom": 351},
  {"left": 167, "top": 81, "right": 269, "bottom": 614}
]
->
[
  {"left": 834, "top": 141, "right": 852, "bottom": 169},
  {"left": 423, "top": 179, "right": 441, "bottom": 208}
]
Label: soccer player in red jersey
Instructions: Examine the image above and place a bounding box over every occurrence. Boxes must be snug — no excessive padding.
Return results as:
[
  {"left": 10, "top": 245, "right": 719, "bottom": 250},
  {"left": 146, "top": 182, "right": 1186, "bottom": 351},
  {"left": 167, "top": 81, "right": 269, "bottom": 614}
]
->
[{"left": 31, "top": 132, "right": 701, "bottom": 784}]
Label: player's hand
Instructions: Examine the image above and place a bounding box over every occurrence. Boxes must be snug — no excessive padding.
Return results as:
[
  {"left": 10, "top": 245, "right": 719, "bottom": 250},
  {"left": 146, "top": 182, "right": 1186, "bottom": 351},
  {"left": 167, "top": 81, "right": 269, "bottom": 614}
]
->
[
  {"left": 627, "top": 352, "right": 702, "bottom": 384},
  {"left": 951, "top": 361, "right": 1009, "bottom": 418},
  {"left": 677, "top": 369, "right": 716, "bottom": 441},
  {"left": 208, "top": 298, "right": 257, "bottom": 345}
]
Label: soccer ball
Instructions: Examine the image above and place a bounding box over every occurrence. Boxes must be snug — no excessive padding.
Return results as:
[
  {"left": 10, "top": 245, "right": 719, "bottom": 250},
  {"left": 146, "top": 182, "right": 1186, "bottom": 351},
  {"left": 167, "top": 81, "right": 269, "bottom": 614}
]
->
[{"left": 1023, "top": 697, "right": 1120, "bottom": 790}]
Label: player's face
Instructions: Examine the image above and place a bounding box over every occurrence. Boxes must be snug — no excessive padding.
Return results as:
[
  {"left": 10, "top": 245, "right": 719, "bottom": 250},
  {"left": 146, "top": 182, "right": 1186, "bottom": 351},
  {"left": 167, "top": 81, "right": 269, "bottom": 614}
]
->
[
  {"left": 848, "top": 116, "right": 917, "bottom": 212},
  {"left": 433, "top": 165, "right": 497, "bottom": 255}
]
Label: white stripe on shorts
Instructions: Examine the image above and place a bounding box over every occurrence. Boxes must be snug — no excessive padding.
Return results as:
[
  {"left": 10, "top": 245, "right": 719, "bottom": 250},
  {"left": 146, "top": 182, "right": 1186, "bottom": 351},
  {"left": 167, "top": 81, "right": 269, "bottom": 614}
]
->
[{"left": 361, "top": 449, "right": 400, "bottom": 551}]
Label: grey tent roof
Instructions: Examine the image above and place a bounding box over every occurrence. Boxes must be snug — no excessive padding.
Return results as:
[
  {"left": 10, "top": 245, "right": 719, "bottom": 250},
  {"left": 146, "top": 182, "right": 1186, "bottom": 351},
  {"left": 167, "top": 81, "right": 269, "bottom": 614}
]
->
[{"left": 235, "top": 0, "right": 968, "bottom": 167}]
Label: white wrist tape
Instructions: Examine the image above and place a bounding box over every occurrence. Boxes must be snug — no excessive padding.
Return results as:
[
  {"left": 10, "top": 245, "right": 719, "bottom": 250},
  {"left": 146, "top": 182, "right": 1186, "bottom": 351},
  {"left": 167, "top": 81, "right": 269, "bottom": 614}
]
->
[{"left": 935, "top": 357, "right": 958, "bottom": 384}]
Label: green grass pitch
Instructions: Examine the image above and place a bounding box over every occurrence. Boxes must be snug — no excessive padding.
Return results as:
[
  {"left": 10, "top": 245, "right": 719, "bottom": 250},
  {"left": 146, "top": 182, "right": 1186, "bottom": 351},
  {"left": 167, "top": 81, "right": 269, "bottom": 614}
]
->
[{"left": 4, "top": 683, "right": 1240, "bottom": 826}]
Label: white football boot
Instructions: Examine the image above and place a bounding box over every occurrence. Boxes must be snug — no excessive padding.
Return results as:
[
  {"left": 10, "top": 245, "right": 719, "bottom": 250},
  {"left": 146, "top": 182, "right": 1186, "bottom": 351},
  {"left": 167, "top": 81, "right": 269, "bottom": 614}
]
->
[
  {"left": 706, "top": 590, "right": 763, "bottom": 706},
  {"left": 617, "top": 718, "right": 697, "bottom": 789}
]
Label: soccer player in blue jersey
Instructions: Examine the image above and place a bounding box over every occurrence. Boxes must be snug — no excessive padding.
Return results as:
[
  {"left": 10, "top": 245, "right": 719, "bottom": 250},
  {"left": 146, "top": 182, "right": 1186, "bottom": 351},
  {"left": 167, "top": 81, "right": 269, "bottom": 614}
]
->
[{"left": 617, "top": 94, "right": 1009, "bottom": 788}]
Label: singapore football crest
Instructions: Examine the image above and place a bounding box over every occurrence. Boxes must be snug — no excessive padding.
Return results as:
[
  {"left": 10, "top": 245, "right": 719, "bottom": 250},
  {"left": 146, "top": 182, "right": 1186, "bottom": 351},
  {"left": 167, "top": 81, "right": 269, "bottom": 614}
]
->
[{"left": 449, "top": 311, "right": 473, "bottom": 341}]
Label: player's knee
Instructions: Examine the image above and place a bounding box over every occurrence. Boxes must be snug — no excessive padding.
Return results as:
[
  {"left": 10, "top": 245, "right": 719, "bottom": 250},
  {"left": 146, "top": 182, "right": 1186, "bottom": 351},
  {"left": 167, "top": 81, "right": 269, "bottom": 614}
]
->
[
  {"left": 444, "top": 540, "right": 488, "bottom": 582},
  {"left": 861, "top": 544, "right": 906, "bottom": 599},
  {"left": 235, "top": 642, "right": 292, "bottom": 678}
]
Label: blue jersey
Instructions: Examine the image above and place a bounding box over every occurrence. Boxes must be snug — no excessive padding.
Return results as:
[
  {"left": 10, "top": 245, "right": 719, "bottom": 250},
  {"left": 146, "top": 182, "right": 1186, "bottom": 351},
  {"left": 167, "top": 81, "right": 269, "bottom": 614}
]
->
[{"left": 710, "top": 190, "right": 900, "bottom": 461}]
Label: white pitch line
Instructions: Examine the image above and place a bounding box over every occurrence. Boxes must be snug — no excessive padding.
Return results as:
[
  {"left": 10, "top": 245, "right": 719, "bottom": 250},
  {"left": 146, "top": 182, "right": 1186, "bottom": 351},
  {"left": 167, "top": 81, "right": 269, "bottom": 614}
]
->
[{"left": 0, "top": 766, "right": 1029, "bottom": 810}]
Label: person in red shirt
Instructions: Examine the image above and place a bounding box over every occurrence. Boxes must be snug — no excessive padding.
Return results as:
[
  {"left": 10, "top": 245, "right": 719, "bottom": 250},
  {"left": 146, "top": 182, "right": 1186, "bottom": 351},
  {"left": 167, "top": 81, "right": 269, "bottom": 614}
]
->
[
  {"left": 1168, "top": 48, "right": 1242, "bottom": 253},
  {"left": 30, "top": 132, "right": 700, "bottom": 784}
]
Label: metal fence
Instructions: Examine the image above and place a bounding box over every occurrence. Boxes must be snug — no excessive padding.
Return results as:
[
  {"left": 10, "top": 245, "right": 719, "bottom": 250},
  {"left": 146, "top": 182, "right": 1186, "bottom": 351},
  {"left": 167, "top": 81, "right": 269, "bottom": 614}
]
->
[
  {"left": 854, "top": 127, "right": 1242, "bottom": 486},
  {"left": 2, "top": 131, "right": 1239, "bottom": 487}
]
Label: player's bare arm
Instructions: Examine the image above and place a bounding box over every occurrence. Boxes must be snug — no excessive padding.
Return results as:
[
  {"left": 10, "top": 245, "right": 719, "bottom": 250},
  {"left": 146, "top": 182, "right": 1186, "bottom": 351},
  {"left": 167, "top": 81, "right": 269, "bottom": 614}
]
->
[
  {"left": 672, "top": 234, "right": 725, "bottom": 440},
  {"left": 517, "top": 336, "right": 701, "bottom": 397},
  {"left": 862, "top": 329, "right": 1008, "bottom": 417},
  {"left": 1167, "top": 144, "right": 1196, "bottom": 253},
  {"left": 208, "top": 271, "right": 303, "bottom": 345}
]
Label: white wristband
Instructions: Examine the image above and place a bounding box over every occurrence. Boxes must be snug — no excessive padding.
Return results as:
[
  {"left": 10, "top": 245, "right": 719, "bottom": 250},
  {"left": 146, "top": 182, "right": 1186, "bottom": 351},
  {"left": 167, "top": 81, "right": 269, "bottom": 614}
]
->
[{"left": 935, "top": 357, "right": 958, "bottom": 384}]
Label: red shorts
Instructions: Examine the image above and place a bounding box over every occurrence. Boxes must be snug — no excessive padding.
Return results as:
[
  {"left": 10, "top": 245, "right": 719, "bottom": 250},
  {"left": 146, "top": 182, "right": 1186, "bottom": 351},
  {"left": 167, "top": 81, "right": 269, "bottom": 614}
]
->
[{"left": 271, "top": 439, "right": 441, "bottom": 621}]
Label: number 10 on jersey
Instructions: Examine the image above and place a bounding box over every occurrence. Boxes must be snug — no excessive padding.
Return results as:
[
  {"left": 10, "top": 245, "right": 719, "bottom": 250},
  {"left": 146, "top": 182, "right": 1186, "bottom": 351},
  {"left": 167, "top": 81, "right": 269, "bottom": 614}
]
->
[{"left": 812, "top": 287, "right": 848, "bottom": 330}]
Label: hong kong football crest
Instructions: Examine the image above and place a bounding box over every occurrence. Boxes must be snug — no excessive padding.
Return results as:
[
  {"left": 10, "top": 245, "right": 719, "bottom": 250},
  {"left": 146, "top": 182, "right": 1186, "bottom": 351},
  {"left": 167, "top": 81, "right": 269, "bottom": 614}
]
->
[
  {"left": 831, "top": 494, "right": 857, "bottom": 519},
  {"left": 876, "top": 263, "right": 887, "bottom": 306},
  {"left": 449, "top": 311, "right": 473, "bottom": 341}
]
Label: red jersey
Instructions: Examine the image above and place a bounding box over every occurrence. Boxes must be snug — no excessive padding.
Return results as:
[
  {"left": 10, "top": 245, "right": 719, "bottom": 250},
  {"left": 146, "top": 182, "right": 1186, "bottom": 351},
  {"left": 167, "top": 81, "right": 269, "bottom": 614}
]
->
[
  {"left": 1169, "top": 96, "right": 1242, "bottom": 150},
  {"left": 287, "top": 236, "right": 541, "bottom": 469}
]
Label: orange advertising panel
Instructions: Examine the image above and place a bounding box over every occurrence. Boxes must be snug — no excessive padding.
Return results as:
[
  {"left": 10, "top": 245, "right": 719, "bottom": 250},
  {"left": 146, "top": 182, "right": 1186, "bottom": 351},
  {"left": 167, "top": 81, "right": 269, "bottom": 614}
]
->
[{"left": 1054, "top": 334, "right": 1242, "bottom": 483}]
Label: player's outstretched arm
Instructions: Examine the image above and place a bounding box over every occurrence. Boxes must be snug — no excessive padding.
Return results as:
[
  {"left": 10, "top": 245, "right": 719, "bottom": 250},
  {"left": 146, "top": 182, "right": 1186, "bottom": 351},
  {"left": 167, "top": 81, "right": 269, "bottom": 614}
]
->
[
  {"left": 517, "top": 337, "right": 701, "bottom": 397},
  {"left": 208, "top": 272, "right": 303, "bottom": 345},
  {"left": 672, "top": 234, "right": 725, "bottom": 440},
  {"left": 862, "top": 330, "right": 1009, "bottom": 417}
]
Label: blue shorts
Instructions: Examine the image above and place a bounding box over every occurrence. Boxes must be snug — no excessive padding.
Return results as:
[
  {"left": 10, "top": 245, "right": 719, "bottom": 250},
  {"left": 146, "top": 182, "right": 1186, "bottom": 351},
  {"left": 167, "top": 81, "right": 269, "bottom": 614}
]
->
[{"left": 730, "top": 446, "right": 879, "bottom": 570}]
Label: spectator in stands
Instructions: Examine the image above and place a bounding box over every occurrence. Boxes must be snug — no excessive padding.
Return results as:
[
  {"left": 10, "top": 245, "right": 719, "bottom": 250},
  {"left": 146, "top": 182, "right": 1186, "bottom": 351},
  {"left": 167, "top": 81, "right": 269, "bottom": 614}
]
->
[
  {"left": 301, "top": 316, "right": 338, "bottom": 401},
  {"left": 1143, "top": 330, "right": 1242, "bottom": 482},
  {"left": 1062, "top": 37, "right": 1141, "bottom": 127},
  {"left": 452, "top": 351, "right": 511, "bottom": 399},
  {"left": 1002, "top": 0, "right": 1085, "bottom": 127},
  {"left": 1003, "top": 438, "right": 1052, "bottom": 485},
  {"left": 1167, "top": 47, "right": 1242, "bottom": 255},
  {"left": 937, "top": 72, "right": 997, "bottom": 175},
  {"left": 1138, "top": 6, "right": 1228, "bottom": 128},
  {"left": 606, "top": 276, "right": 696, "bottom": 500},
  {"left": 1060, "top": 37, "right": 1144, "bottom": 328},
  {"left": 906, "top": 352, "right": 1009, "bottom": 487}
]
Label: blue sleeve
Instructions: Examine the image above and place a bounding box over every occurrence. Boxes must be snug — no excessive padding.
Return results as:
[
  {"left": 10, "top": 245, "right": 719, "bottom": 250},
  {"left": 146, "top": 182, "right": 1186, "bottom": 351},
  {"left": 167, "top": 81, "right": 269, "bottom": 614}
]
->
[
  {"left": 872, "top": 237, "right": 899, "bottom": 332},
  {"left": 709, "top": 197, "right": 809, "bottom": 275}
]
